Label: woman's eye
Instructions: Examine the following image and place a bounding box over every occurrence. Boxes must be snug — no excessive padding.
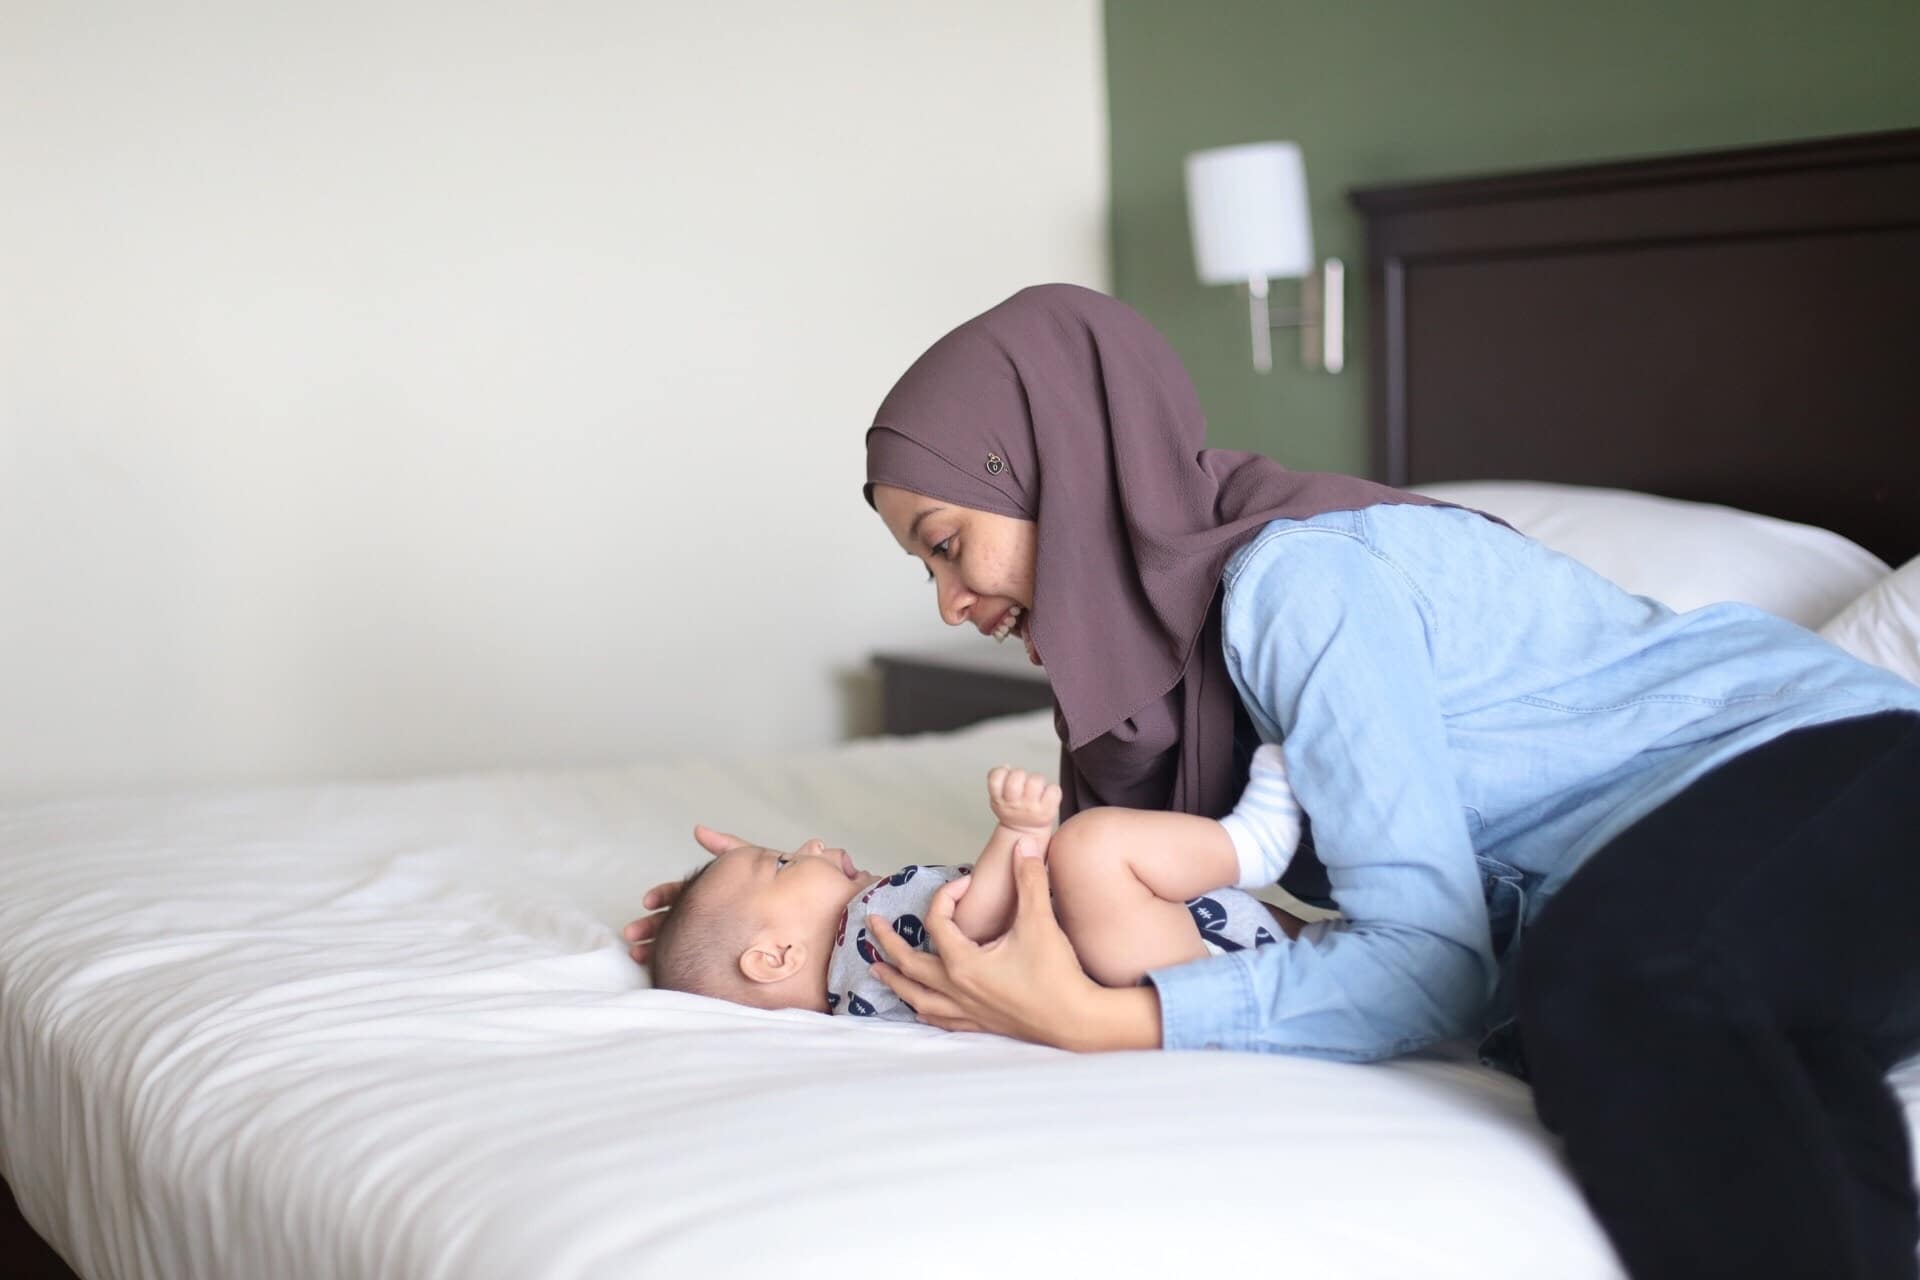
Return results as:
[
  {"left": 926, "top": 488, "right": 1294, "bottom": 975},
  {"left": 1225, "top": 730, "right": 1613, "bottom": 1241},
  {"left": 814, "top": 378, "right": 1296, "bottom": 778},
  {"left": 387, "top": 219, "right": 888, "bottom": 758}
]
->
[{"left": 923, "top": 537, "right": 954, "bottom": 582}]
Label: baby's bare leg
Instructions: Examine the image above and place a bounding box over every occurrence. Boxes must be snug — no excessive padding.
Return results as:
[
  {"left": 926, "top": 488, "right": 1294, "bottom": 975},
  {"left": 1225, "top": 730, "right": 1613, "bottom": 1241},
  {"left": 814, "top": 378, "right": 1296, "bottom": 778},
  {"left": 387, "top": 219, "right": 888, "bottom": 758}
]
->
[{"left": 1046, "top": 807, "right": 1243, "bottom": 988}]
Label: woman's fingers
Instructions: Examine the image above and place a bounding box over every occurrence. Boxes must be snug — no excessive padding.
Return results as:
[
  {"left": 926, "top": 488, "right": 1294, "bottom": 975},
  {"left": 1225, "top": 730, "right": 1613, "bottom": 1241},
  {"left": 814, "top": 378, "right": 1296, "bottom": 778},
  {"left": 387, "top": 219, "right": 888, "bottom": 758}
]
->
[
  {"left": 692, "top": 824, "right": 749, "bottom": 856},
  {"left": 1011, "top": 837, "right": 1054, "bottom": 928},
  {"left": 865, "top": 913, "right": 947, "bottom": 985},
  {"left": 869, "top": 962, "right": 970, "bottom": 1022},
  {"left": 623, "top": 896, "right": 677, "bottom": 941},
  {"left": 914, "top": 878, "right": 982, "bottom": 969},
  {"left": 918, "top": 1012, "right": 985, "bottom": 1035},
  {"left": 619, "top": 827, "right": 750, "bottom": 971},
  {"left": 624, "top": 913, "right": 665, "bottom": 965},
  {"left": 635, "top": 882, "right": 679, "bottom": 914},
  {"left": 933, "top": 869, "right": 972, "bottom": 913}
]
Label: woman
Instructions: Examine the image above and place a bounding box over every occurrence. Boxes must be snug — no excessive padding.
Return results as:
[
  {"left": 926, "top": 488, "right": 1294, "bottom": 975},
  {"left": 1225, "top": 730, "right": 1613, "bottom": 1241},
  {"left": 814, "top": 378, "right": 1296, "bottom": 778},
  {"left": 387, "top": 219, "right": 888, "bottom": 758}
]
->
[{"left": 628, "top": 285, "right": 1920, "bottom": 1279}]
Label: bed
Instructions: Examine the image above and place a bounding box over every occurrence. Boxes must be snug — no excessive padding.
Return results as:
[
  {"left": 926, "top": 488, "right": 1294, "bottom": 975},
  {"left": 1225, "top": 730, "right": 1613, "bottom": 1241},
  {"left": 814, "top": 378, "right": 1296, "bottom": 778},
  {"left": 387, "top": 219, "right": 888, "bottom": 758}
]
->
[{"left": 5, "top": 127, "right": 1918, "bottom": 1280}]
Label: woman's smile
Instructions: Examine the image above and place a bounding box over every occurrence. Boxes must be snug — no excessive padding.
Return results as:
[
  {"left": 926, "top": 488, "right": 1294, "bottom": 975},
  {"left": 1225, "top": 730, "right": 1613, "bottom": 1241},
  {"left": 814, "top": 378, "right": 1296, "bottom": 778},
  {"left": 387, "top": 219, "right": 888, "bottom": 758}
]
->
[{"left": 982, "top": 603, "right": 1039, "bottom": 664}]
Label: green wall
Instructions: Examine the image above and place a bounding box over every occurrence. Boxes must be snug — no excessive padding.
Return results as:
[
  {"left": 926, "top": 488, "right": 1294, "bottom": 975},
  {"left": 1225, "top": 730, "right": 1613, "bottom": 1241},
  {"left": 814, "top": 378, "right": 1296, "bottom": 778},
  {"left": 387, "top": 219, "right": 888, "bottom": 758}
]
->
[{"left": 1105, "top": 0, "right": 1920, "bottom": 472}]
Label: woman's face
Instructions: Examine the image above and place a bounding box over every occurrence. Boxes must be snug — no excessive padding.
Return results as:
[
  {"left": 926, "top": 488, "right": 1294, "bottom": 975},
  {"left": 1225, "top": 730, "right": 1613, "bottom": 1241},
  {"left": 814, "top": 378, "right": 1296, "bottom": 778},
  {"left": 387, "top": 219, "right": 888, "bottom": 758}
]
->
[{"left": 872, "top": 483, "right": 1040, "bottom": 663}]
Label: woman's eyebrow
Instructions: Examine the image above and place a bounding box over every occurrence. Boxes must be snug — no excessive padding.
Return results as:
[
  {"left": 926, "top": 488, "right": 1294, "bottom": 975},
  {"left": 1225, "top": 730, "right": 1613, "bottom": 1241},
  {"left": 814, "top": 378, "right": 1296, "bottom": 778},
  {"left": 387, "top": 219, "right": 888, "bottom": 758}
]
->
[{"left": 907, "top": 508, "right": 947, "bottom": 545}]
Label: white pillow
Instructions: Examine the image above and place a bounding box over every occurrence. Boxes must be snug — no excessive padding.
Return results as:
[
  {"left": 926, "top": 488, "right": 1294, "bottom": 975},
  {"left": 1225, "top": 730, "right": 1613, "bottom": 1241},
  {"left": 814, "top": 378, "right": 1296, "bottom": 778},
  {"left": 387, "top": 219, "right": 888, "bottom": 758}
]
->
[
  {"left": 1819, "top": 556, "right": 1920, "bottom": 684},
  {"left": 1414, "top": 481, "right": 1889, "bottom": 627}
]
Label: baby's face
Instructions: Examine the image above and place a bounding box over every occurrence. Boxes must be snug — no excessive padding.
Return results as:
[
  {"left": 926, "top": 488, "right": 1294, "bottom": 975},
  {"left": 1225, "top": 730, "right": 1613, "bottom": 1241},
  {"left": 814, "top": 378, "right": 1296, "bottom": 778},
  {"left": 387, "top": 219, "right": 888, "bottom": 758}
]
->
[{"left": 702, "top": 838, "right": 876, "bottom": 935}]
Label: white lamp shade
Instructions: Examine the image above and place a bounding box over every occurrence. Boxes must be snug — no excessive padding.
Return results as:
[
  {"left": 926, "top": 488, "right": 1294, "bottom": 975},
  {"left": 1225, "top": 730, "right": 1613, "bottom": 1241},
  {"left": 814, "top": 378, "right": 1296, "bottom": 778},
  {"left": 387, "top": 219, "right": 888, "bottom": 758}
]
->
[{"left": 1185, "top": 141, "right": 1314, "bottom": 284}]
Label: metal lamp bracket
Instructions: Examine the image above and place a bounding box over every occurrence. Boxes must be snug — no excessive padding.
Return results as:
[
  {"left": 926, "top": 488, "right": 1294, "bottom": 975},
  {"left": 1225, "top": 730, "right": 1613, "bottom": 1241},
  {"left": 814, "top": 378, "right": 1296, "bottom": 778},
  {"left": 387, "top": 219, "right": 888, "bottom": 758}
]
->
[{"left": 1248, "top": 258, "right": 1344, "bottom": 374}]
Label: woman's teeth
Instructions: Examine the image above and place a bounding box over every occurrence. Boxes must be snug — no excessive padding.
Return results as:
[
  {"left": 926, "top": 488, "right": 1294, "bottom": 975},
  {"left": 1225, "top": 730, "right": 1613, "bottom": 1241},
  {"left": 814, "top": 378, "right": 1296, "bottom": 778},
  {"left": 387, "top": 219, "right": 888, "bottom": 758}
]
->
[{"left": 991, "top": 605, "right": 1024, "bottom": 643}]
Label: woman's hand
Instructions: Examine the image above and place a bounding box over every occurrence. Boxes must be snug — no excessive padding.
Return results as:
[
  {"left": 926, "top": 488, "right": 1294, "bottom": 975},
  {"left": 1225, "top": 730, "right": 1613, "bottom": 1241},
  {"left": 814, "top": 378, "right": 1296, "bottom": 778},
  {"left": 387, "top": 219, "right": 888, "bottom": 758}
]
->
[
  {"left": 866, "top": 839, "right": 1163, "bottom": 1052},
  {"left": 621, "top": 824, "right": 748, "bottom": 965}
]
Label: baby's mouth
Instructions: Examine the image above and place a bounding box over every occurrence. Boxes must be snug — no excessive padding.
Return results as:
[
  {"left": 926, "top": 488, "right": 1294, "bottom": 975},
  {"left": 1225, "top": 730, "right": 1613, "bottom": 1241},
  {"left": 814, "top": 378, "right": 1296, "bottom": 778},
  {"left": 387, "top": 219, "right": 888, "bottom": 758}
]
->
[{"left": 837, "top": 850, "right": 858, "bottom": 879}]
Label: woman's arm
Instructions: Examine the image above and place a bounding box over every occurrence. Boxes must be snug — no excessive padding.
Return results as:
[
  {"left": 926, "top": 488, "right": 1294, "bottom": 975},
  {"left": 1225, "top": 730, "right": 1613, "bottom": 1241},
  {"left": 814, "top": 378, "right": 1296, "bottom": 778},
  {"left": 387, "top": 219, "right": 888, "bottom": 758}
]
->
[{"left": 1150, "top": 521, "right": 1496, "bottom": 1058}]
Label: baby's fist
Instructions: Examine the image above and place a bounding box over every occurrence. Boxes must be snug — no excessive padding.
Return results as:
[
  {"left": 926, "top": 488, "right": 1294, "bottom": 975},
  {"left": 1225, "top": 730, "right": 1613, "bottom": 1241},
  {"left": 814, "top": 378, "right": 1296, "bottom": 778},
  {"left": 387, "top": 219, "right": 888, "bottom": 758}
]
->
[{"left": 986, "top": 766, "right": 1062, "bottom": 831}]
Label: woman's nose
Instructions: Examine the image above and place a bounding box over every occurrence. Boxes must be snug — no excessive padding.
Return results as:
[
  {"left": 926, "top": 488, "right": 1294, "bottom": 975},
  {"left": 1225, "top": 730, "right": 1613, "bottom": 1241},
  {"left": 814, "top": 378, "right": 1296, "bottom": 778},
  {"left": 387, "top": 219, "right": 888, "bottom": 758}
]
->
[{"left": 938, "top": 580, "right": 973, "bottom": 627}]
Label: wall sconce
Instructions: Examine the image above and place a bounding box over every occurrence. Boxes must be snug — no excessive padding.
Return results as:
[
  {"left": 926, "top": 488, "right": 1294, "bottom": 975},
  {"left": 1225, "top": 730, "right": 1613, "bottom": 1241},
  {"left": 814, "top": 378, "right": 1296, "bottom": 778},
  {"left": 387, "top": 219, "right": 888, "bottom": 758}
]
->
[{"left": 1185, "top": 141, "right": 1343, "bottom": 374}]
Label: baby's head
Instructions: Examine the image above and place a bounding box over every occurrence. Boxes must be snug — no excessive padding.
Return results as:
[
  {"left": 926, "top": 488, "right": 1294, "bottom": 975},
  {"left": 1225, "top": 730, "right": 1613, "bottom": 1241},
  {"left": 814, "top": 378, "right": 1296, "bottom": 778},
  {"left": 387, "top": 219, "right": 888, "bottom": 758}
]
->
[{"left": 648, "top": 838, "right": 875, "bottom": 1012}]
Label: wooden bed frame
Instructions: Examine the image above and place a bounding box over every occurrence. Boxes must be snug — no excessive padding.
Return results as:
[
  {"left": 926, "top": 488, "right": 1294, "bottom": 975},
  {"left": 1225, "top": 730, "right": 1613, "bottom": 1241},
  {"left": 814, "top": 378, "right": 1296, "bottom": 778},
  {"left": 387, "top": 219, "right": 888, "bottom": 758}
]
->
[
  {"left": 3, "top": 1174, "right": 77, "bottom": 1280},
  {"left": 6, "top": 125, "right": 1916, "bottom": 1280},
  {"left": 1353, "top": 127, "right": 1920, "bottom": 566}
]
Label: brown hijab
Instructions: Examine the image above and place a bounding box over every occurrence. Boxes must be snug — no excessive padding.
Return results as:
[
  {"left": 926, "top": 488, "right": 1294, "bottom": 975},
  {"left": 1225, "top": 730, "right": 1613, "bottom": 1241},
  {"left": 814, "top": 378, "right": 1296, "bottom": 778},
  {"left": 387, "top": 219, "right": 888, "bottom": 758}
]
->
[{"left": 866, "top": 284, "right": 1457, "bottom": 819}]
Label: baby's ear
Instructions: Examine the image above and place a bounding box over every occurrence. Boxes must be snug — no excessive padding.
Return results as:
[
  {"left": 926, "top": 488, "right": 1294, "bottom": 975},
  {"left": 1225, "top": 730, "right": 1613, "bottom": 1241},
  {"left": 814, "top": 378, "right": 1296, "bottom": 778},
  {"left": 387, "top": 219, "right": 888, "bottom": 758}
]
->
[{"left": 739, "top": 937, "right": 808, "bottom": 985}]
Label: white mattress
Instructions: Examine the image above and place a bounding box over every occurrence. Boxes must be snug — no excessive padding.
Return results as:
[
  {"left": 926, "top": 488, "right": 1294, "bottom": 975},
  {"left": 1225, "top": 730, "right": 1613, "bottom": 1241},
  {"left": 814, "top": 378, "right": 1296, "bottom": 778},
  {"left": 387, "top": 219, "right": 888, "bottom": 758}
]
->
[{"left": 4, "top": 711, "right": 1916, "bottom": 1280}]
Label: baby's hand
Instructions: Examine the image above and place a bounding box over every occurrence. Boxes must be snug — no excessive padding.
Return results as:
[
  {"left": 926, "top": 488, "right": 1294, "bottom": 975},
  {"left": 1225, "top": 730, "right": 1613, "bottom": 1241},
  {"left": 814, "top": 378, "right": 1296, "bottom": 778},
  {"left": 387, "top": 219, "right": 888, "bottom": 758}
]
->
[{"left": 987, "top": 766, "right": 1061, "bottom": 833}]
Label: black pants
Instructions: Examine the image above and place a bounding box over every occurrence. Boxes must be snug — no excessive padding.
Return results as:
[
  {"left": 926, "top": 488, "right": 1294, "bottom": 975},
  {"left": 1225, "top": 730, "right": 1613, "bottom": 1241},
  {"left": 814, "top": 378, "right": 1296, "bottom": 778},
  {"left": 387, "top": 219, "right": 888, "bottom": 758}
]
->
[{"left": 1518, "top": 712, "right": 1920, "bottom": 1280}]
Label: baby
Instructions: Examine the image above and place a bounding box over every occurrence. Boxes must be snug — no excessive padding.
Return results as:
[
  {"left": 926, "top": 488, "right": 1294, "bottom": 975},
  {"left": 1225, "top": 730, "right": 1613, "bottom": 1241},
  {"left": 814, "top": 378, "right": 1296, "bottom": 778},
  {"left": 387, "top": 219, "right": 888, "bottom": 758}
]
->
[{"left": 646, "top": 747, "right": 1310, "bottom": 1021}]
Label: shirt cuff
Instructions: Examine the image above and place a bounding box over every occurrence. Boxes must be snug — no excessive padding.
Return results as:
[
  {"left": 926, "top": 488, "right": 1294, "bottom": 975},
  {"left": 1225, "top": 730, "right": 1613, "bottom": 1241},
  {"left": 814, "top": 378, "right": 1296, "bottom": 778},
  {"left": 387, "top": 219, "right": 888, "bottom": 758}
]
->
[{"left": 1146, "top": 951, "right": 1261, "bottom": 1052}]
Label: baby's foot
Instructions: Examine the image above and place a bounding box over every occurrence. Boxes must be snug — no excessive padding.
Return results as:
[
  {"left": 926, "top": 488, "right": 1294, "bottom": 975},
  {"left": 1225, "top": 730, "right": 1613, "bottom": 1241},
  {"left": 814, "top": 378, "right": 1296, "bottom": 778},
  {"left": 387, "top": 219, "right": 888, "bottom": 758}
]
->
[{"left": 986, "top": 766, "right": 1062, "bottom": 835}]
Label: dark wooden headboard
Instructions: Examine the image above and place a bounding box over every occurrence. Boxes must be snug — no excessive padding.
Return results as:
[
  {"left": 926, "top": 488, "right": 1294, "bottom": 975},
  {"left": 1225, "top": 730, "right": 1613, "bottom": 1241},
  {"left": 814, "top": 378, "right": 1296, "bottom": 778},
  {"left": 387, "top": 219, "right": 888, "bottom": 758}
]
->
[{"left": 1352, "top": 129, "right": 1920, "bottom": 566}]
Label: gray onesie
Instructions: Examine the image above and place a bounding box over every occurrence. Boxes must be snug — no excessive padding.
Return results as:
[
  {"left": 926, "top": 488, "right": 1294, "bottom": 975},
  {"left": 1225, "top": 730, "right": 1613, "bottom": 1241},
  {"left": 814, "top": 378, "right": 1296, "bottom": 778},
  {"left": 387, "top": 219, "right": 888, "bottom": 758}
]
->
[{"left": 824, "top": 863, "right": 1282, "bottom": 1021}]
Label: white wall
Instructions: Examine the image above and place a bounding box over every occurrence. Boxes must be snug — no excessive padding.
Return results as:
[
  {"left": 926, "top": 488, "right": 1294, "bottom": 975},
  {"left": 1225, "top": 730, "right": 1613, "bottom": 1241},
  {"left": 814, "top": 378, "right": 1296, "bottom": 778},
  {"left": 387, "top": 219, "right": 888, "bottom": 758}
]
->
[{"left": 0, "top": 1, "right": 1107, "bottom": 798}]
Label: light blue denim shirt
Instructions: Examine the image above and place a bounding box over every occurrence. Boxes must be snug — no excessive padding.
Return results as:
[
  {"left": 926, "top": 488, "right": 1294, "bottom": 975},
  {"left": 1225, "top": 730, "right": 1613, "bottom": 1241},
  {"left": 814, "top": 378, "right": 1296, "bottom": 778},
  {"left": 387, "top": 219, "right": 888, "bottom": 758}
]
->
[{"left": 1147, "top": 504, "right": 1920, "bottom": 1060}]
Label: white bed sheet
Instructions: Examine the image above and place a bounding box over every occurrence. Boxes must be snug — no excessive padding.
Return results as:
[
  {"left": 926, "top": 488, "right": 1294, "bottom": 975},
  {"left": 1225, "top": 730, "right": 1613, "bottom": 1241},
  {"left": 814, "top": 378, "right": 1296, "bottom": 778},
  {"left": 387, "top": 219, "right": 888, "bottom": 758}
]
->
[{"left": 4, "top": 712, "right": 1915, "bottom": 1280}]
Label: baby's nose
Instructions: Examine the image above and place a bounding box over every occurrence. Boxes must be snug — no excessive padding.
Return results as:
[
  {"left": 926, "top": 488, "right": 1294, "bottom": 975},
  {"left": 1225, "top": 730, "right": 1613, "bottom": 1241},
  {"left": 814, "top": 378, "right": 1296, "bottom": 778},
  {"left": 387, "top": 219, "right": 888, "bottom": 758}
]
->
[{"left": 800, "top": 838, "right": 826, "bottom": 858}]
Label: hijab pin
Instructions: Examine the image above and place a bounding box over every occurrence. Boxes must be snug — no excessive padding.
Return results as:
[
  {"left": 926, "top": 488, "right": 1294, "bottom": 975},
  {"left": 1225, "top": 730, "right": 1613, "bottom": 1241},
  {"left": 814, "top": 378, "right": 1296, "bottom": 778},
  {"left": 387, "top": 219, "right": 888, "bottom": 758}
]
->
[{"left": 985, "top": 453, "right": 1004, "bottom": 476}]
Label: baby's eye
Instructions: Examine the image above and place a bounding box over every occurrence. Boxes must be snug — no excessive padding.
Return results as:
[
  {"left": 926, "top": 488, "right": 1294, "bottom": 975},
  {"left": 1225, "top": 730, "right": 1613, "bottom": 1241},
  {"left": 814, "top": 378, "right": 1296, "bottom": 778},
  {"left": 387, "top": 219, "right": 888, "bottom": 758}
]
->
[{"left": 774, "top": 855, "right": 790, "bottom": 870}]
